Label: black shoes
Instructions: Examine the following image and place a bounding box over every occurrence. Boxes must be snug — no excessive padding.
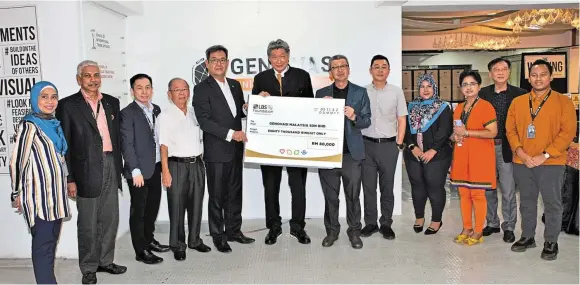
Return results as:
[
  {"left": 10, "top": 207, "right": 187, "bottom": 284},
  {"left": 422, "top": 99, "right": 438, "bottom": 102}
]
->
[
  {"left": 135, "top": 250, "right": 163, "bottom": 265},
  {"left": 188, "top": 242, "right": 212, "bottom": 253},
  {"left": 173, "top": 251, "right": 186, "bottom": 261},
  {"left": 228, "top": 233, "right": 256, "bottom": 244},
  {"left": 503, "top": 230, "right": 516, "bottom": 243},
  {"left": 213, "top": 238, "right": 233, "bottom": 253},
  {"left": 96, "top": 263, "right": 127, "bottom": 275},
  {"left": 541, "top": 242, "right": 559, "bottom": 261},
  {"left": 82, "top": 272, "right": 97, "bottom": 284},
  {"left": 379, "top": 225, "right": 396, "bottom": 240},
  {"left": 424, "top": 222, "right": 443, "bottom": 235},
  {"left": 482, "top": 226, "right": 500, "bottom": 236},
  {"left": 511, "top": 237, "right": 536, "bottom": 252},
  {"left": 361, "top": 224, "right": 379, "bottom": 237},
  {"left": 321, "top": 235, "right": 338, "bottom": 247},
  {"left": 290, "top": 230, "right": 311, "bottom": 244},
  {"left": 149, "top": 240, "right": 170, "bottom": 253},
  {"left": 265, "top": 227, "right": 282, "bottom": 245},
  {"left": 349, "top": 235, "right": 363, "bottom": 249}
]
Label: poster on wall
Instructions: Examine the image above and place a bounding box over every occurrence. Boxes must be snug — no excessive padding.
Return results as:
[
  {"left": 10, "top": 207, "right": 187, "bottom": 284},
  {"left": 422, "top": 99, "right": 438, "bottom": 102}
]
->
[
  {"left": 82, "top": 2, "right": 127, "bottom": 106},
  {"left": 520, "top": 52, "right": 567, "bottom": 94},
  {"left": 0, "top": 6, "right": 42, "bottom": 174}
]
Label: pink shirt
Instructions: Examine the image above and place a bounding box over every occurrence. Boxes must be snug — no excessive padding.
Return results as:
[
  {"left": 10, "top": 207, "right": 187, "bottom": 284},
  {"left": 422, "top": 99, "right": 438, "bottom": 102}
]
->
[{"left": 81, "top": 90, "right": 113, "bottom": 152}]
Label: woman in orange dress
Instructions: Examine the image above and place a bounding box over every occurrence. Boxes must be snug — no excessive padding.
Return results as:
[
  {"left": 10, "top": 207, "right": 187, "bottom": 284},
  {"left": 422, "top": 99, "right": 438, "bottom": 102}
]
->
[{"left": 450, "top": 70, "right": 498, "bottom": 246}]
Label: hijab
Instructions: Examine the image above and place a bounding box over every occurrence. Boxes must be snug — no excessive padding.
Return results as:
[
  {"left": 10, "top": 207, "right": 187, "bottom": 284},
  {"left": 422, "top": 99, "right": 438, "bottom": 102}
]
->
[{"left": 407, "top": 73, "right": 450, "bottom": 134}]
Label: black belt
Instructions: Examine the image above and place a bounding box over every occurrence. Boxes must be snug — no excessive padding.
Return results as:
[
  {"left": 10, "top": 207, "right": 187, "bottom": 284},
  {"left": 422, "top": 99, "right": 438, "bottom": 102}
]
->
[
  {"left": 103, "top": 151, "right": 113, "bottom": 156},
  {"left": 169, "top": 155, "right": 202, "bottom": 163},
  {"left": 363, "top": 136, "right": 395, "bottom": 143}
]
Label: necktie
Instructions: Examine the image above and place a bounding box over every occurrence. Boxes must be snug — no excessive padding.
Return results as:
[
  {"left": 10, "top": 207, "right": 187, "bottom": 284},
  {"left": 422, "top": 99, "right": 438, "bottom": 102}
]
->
[{"left": 276, "top": 73, "right": 283, "bottom": 96}]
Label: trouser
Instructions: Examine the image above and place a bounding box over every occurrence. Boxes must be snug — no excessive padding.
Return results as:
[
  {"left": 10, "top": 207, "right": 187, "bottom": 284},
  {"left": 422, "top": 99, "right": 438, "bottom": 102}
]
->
[
  {"left": 128, "top": 163, "right": 162, "bottom": 254},
  {"left": 31, "top": 216, "right": 63, "bottom": 284},
  {"left": 77, "top": 153, "right": 119, "bottom": 274},
  {"left": 458, "top": 187, "right": 487, "bottom": 233},
  {"left": 485, "top": 145, "right": 517, "bottom": 231},
  {"left": 318, "top": 153, "right": 362, "bottom": 237}
]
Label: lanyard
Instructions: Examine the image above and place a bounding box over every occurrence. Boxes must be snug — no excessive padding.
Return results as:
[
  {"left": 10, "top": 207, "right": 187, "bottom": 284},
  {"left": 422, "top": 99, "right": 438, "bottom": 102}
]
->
[
  {"left": 529, "top": 90, "right": 551, "bottom": 122},
  {"left": 460, "top": 97, "right": 479, "bottom": 126},
  {"left": 87, "top": 100, "right": 101, "bottom": 120}
]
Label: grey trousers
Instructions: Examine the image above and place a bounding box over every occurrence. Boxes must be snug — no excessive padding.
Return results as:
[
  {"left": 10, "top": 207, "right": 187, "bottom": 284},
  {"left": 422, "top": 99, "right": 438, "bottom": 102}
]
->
[
  {"left": 486, "top": 145, "right": 517, "bottom": 231},
  {"left": 167, "top": 159, "right": 205, "bottom": 252},
  {"left": 361, "top": 140, "right": 399, "bottom": 227},
  {"left": 77, "top": 154, "right": 119, "bottom": 274},
  {"left": 513, "top": 164, "right": 565, "bottom": 243},
  {"left": 318, "top": 154, "right": 363, "bottom": 238}
]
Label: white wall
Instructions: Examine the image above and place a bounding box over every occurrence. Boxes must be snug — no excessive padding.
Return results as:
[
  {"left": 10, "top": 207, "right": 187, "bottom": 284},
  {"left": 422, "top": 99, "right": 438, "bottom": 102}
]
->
[
  {"left": 126, "top": 1, "right": 404, "bottom": 223},
  {"left": 0, "top": 0, "right": 84, "bottom": 258}
]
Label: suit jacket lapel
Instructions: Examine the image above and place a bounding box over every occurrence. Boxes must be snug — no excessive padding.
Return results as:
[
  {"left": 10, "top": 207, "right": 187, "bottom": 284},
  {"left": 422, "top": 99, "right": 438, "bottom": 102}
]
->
[
  {"left": 208, "top": 76, "right": 234, "bottom": 119},
  {"left": 102, "top": 97, "right": 115, "bottom": 135},
  {"left": 227, "top": 78, "right": 242, "bottom": 116},
  {"left": 345, "top": 82, "right": 354, "bottom": 106},
  {"left": 73, "top": 93, "right": 99, "bottom": 133},
  {"left": 131, "top": 101, "right": 154, "bottom": 137}
]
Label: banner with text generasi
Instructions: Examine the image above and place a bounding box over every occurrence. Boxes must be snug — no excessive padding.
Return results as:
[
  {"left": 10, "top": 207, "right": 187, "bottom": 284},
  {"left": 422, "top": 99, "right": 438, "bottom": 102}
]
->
[
  {"left": 0, "top": 6, "right": 42, "bottom": 174},
  {"left": 192, "top": 55, "right": 333, "bottom": 95},
  {"left": 520, "top": 52, "right": 568, "bottom": 94}
]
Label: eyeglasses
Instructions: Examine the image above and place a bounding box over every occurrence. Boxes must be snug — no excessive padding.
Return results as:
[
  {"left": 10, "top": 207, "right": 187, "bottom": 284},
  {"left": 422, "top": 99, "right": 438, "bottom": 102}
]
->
[
  {"left": 170, "top": 88, "right": 189, "bottom": 93},
  {"left": 492, "top": 67, "right": 509, "bottom": 73},
  {"left": 461, "top": 82, "right": 479, "bottom": 88},
  {"left": 331, "top": 64, "right": 349, "bottom": 71},
  {"left": 209, "top": 58, "right": 227, "bottom": 64}
]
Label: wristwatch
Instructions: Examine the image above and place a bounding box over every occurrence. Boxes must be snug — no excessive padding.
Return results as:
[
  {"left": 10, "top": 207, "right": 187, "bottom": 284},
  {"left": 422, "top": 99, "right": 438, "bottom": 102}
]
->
[
  {"left": 408, "top": 144, "right": 416, "bottom": 150},
  {"left": 397, "top": 143, "right": 405, "bottom": 150},
  {"left": 543, "top": 151, "right": 550, "bottom": 159}
]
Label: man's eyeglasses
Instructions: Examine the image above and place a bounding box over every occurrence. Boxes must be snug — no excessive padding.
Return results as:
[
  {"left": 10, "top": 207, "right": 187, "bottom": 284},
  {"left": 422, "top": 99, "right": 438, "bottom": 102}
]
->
[
  {"left": 331, "top": 64, "right": 349, "bottom": 71},
  {"left": 461, "top": 82, "right": 479, "bottom": 88},
  {"left": 209, "top": 58, "right": 227, "bottom": 64},
  {"left": 170, "top": 88, "right": 189, "bottom": 93}
]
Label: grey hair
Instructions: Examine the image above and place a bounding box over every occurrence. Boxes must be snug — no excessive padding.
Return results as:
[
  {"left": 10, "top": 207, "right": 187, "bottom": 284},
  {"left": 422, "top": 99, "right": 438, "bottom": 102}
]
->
[
  {"left": 77, "top": 60, "right": 99, "bottom": 76},
  {"left": 267, "top": 39, "right": 290, "bottom": 57},
  {"left": 167, "top": 77, "right": 189, "bottom": 90},
  {"left": 330, "top": 54, "right": 349, "bottom": 66}
]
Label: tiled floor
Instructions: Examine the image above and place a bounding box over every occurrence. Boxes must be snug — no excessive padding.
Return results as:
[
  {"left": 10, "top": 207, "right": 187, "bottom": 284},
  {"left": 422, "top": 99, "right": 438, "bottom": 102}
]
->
[{"left": 1, "top": 171, "right": 578, "bottom": 284}]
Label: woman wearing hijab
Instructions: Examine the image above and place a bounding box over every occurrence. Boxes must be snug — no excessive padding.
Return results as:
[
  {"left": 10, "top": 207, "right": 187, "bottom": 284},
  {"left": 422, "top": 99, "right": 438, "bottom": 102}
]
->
[
  {"left": 10, "top": 81, "right": 70, "bottom": 284},
  {"left": 403, "top": 73, "right": 453, "bottom": 235}
]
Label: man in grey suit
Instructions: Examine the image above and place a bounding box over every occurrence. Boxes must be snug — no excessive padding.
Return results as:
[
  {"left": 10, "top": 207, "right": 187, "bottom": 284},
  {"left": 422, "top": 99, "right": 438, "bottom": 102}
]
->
[
  {"left": 316, "top": 55, "right": 371, "bottom": 249},
  {"left": 120, "top": 74, "right": 169, "bottom": 265}
]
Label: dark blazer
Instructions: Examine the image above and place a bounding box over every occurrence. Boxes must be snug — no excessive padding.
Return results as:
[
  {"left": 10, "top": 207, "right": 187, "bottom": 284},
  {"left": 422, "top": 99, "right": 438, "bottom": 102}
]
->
[
  {"left": 479, "top": 84, "right": 527, "bottom": 163},
  {"left": 315, "top": 82, "right": 371, "bottom": 161},
  {"left": 193, "top": 76, "right": 246, "bottom": 163},
  {"left": 251, "top": 66, "right": 314, "bottom": 98},
  {"left": 120, "top": 101, "right": 161, "bottom": 180},
  {"left": 55, "top": 91, "right": 123, "bottom": 198},
  {"left": 403, "top": 105, "right": 453, "bottom": 162}
]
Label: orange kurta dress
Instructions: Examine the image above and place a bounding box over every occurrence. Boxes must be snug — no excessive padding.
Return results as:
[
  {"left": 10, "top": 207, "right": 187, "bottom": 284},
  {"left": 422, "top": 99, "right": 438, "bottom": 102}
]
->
[{"left": 450, "top": 98, "right": 497, "bottom": 190}]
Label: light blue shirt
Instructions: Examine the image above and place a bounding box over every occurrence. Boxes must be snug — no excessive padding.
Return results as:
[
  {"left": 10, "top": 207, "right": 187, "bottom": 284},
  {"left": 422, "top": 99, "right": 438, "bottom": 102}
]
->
[{"left": 132, "top": 100, "right": 160, "bottom": 178}]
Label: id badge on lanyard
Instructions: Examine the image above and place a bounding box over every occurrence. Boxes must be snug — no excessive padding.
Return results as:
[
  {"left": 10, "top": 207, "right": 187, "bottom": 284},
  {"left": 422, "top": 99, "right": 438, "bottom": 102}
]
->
[
  {"left": 527, "top": 123, "right": 536, "bottom": 139},
  {"left": 527, "top": 90, "right": 551, "bottom": 139}
]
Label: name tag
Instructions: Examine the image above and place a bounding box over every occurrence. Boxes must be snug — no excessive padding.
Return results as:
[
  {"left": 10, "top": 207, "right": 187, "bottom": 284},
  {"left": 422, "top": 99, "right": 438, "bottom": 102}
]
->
[{"left": 527, "top": 123, "right": 536, "bottom": 139}]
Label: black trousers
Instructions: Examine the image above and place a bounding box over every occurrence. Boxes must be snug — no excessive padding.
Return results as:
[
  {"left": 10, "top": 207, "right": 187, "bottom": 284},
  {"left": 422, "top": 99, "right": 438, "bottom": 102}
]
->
[
  {"left": 31, "top": 216, "right": 62, "bottom": 284},
  {"left": 318, "top": 154, "right": 362, "bottom": 237},
  {"left": 260, "top": 165, "right": 307, "bottom": 231},
  {"left": 205, "top": 153, "right": 243, "bottom": 241},
  {"left": 167, "top": 158, "right": 205, "bottom": 252},
  {"left": 404, "top": 155, "right": 451, "bottom": 222},
  {"left": 128, "top": 163, "right": 162, "bottom": 254}
]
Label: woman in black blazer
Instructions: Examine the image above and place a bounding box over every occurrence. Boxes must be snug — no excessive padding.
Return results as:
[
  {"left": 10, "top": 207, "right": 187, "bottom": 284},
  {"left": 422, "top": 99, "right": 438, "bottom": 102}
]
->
[{"left": 403, "top": 73, "right": 453, "bottom": 235}]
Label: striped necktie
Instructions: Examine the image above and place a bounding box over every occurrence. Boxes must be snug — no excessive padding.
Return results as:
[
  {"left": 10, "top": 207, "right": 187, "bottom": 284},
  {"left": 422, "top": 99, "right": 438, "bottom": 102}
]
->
[{"left": 276, "top": 73, "right": 283, "bottom": 96}]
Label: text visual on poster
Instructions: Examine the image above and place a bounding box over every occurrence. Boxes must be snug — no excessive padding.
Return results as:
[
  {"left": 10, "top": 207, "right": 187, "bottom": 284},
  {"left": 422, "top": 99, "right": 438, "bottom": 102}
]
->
[
  {"left": 244, "top": 96, "right": 345, "bottom": 169},
  {"left": 0, "top": 6, "right": 42, "bottom": 174}
]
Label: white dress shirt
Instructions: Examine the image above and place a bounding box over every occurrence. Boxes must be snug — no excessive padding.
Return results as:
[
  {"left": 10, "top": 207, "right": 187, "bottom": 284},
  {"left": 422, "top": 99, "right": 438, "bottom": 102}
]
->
[
  {"left": 214, "top": 77, "right": 239, "bottom": 142},
  {"left": 156, "top": 103, "right": 203, "bottom": 157}
]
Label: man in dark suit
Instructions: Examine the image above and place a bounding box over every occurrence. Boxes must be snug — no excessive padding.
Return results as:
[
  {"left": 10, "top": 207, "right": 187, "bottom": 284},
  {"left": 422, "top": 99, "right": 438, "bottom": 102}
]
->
[
  {"left": 479, "top": 58, "right": 527, "bottom": 243},
  {"left": 56, "top": 60, "right": 126, "bottom": 284},
  {"left": 193, "top": 45, "right": 255, "bottom": 253},
  {"left": 316, "top": 55, "right": 371, "bottom": 249},
  {"left": 251, "top": 39, "right": 314, "bottom": 245},
  {"left": 120, "top": 73, "right": 169, "bottom": 265}
]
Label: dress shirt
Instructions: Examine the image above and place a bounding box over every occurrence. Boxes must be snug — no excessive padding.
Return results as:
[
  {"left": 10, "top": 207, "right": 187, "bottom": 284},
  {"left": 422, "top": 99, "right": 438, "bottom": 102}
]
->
[
  {"left": 157, "top": 103, "right": 203, "bottom": 157},
  {"left": 131, "top": 100, "right": 161, "bottom": 178},
  {"left": 361, "top": 83, "right": 408, "bottom": 139}
]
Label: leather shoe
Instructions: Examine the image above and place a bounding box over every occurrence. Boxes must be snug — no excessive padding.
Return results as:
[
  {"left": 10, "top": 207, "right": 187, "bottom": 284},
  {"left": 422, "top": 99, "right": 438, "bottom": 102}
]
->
[
  {"left": 149, "top": 240, "right": 170, "bottom": 253},
  {"left": 511, "top": 237, "right": 536, "bottom": 252},
  {"left": 482, "top": 226, "right": 500, "bottom": 236},
  {"left": 135, "top": 250, "right": 163, "bottom": 265},
  {"left": 361, "top": 224, "right": 379, "bottom": 237},
  {"left": 290, "top": 230, "right": 311, "bottom": 244},
  {"left": 214, "top": 241, "right": 232, "bottom": 253},
  {"left": 96, "top": 263, "right": 127, "bottom": 274},
  {"left": 188, "top": 242, "right": 212, "bottom": 252},
  {"left": 379, "top": 225, "right": 396, "bottom": 240},
  {"left": 321, "top": 235, "right": 338, "bottom": 247},
  {"left": 349, "top": 235, "right": 363, "bottom": 249},
  {"left": 82, "top": 272, "right": 97, "bottom": 284},
  {"left": 503, "top": 230, "right": 516, "bottom": 243},
  {"left": 228, "top": 233, "right": 255, "bottom": 244},
  {"left": 265, "top": 227, "right": 282, "bottom": 245},
  {"left": 174, "top": 251, "right": 186, "bottom": 261}
]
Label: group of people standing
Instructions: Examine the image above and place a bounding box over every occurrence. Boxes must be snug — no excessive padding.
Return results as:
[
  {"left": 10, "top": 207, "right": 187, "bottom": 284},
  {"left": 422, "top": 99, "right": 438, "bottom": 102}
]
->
[
  {"left": 8, "top": 38, "right": 576, "bottom": 285},
  {"left": 404, "top": 57, "right": 576, "bottom": 261}
]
